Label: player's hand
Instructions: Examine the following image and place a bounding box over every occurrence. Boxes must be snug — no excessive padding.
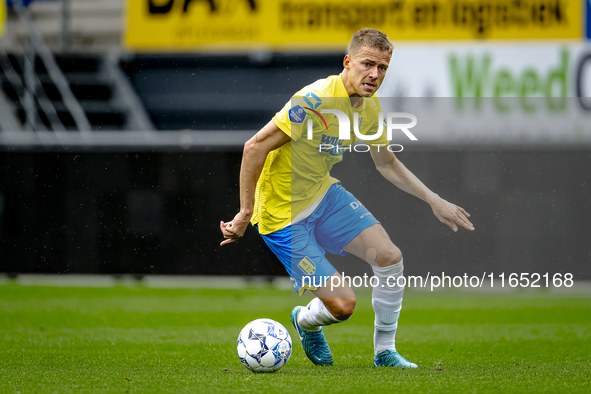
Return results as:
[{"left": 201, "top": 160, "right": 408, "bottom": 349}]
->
[
  {"left": 430, "top": 197, "right": 474, "bottom": 232},
  {"left": 220, "top": 211, "right": 251, "bottom": 246}
]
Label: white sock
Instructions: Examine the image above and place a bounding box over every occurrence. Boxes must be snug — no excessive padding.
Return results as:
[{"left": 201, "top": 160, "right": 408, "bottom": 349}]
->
[
  {"left": 297, "top": 297, "right": 342, "bottom": 332},
  {"left": 372, "top": 260, "right": 405, "bottom": 355}
]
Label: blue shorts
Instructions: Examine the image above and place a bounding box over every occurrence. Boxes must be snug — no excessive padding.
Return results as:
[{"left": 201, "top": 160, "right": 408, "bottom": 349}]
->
[{"left": 259, "top": 183, "right": 380, "bottom": 296}]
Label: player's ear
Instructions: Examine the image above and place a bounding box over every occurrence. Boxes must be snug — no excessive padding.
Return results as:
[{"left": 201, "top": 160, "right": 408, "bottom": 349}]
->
[{"left": 343, "top": 55, "right": 351, "bottom": 69}]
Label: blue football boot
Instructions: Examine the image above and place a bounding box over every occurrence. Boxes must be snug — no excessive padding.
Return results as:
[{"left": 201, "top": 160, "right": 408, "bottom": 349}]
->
[
  {"left": 290, "top": 306, "right": 333, "bottom": 366},
  {"left": 374, "top": 350, "right": 418, "bottom": 368}
]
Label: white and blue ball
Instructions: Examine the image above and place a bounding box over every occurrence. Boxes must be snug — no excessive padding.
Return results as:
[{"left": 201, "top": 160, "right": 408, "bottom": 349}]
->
[{"left": 236, "top": 318, "right": 292, "bottom": 372}]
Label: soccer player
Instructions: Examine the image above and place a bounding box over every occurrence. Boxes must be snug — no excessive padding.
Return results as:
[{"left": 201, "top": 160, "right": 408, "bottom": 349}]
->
[{"left": 220, "top": 29, "right": 474, "bottom": 368}]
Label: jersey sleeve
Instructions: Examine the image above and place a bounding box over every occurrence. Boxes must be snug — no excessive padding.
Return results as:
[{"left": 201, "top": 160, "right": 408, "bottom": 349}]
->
[
  {"left": 272, "top": 96, "right": 308, "bottom": 141},
  {"left": 272, "top": 101, "right": 291, "bottom": 138}
]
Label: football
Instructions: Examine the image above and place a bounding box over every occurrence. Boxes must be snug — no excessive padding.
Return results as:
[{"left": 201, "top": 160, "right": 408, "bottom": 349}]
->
[{"left": 236, "top": 318, "right": 292, "bottom": 372}]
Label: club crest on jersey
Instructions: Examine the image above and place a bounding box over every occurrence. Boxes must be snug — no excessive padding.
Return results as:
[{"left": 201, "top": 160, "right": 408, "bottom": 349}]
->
[
  {"left": 298, "top": 257, "right": 316, "bottom": 275},
  {"left": 289, "top": 105, "right": 306, "bottom": 124}
]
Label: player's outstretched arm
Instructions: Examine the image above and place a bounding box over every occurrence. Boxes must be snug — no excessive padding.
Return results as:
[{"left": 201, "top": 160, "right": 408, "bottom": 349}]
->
[
  {"left": 220, "top": 120, "right": 291, "bottom": 246},
  {"left": 369, "top": 146, "right": 474, "bottom": 232}
]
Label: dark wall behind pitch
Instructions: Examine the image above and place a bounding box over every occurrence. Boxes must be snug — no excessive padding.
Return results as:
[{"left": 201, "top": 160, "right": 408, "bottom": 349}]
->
[
  {"left": 0, "top": 152, "right": 282, "bottom": 276},
  {"left": 0, "top": 149, "right": 590, "bottom": 279}
]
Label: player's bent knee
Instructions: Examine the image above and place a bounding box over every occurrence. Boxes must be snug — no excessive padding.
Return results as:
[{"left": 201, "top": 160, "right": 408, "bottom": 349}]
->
[
  {"left": 332, "top": 297, "right": 356, "bottom": 321},
  {"left": 376, "top": 246, "right": 403, "bottom": 267}
]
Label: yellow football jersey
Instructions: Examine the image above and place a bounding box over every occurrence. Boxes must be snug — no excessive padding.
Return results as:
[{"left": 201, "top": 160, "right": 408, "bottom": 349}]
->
[
  {"left": 251, "top": 74, "right": 390, "bottom": 234},
  {"left": 0, "top": 0, "right": 5, "bottom": 37}
]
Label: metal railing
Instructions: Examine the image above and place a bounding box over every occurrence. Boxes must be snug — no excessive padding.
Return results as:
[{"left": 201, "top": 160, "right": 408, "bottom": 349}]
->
[
  {"left": 0, "top": 1, "right": 155, "bottom": 133},
  {"left": 101, "top": 53, "right": 155, "bottom": 131},
  {"left": 3, "top": 0, "right": 91, "bottom": 132}
]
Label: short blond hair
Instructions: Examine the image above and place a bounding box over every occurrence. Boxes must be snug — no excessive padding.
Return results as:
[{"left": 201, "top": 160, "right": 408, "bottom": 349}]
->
[{"left": 348, "top": 29, "right": 394, "bottom": 57}]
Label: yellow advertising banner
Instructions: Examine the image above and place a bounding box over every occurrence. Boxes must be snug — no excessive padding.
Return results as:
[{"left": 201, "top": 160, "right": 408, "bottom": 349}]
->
[
  {"left": 0, "top": 0, "right": 6, "bottom": 38},
  {"left": 126, "top": 0, "right": 583, "bottom": 51}
]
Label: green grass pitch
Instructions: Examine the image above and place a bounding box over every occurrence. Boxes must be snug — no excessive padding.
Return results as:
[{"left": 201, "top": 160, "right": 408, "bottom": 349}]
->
[{"left": 1, "top": 284, "right": 590, "bottom": 393}]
